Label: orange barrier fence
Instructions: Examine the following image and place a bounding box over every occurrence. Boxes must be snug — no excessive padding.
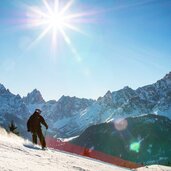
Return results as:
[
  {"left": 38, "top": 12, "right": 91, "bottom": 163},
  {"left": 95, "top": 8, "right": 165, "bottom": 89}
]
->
[{"left": 46, "top": 136, "right": 141, "bottom": 169}]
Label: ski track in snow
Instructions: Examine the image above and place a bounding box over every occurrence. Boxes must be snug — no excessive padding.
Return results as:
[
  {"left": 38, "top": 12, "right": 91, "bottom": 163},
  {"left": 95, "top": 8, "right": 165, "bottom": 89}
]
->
[{"left": 0, "top": 128, "right": 130, "bottom": 171}]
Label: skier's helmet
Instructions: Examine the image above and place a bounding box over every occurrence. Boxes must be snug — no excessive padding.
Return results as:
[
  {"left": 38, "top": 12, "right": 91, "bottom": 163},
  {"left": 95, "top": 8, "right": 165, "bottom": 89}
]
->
[{"left": 35, "top": 109, "right": 42, "bottom": 114}]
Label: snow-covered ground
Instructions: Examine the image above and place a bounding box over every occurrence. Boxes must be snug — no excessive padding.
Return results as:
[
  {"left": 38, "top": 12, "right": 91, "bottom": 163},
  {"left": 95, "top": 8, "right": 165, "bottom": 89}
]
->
[
  {"left": 0, "top": 128, "right": 130, "bottom": 171},
  {"left": 135, "top": 165, "right": 171, "bottom": 171},
  {"left": 1, "top": 128, "right": 171, "bottom": 171}
]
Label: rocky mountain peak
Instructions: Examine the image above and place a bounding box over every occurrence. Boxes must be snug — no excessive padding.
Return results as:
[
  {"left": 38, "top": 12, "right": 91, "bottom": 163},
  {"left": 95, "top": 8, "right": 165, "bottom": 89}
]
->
[
  {"left": 123, "top": 86, "right": 131, "bottom": 90},
  {"left": 163, "top": 71, "right": 171, "bottom": 80},
  {"left": 58, "top": 95, "right": 71, "bottom": 102},
  {"left": 97, "top": 90, "right": 112, "bottom": 105},
  {"left": 58, "top": 95, "right": 94, "bottom": 104},
  {"left": 104, "top": 90, "right": 112, "bottom": 99},
  {"left": 0, "top": 83, "right": 6, "bottom": 91},
  {"left": 0, "top": 83, "right": 11, "bottom": 96},
  {"left": 103, "top": 90, "right": 112, "bottom": 99},
  {"left": 23, "top": 89, "right": 45, "bottom": 104}
]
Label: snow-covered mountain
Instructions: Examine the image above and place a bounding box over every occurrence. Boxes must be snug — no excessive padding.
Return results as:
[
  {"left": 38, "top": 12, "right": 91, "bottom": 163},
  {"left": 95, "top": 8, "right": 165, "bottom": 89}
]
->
[
  {"left": 0, "top": 72, "right": 171, "bottom": 138},
  {"left": 41, "top": 72, "right": 171, "bottom": 138},
  {"left": 80, "top": 72, "right": 171, "bottom": 126},
  {"left": 23, "top": 89, "right": 45, "bottom": 105},
  {"left": 23, "top": 89, "right": 46, "bottom": 114},
  {"left": 0, "top": 84, "right": 29, "bottom": 137},
  {"left": 0, "top": 127, "right": 128, "bottom": 171},
  {"left": 22, "top": 90, "right": 95, "bottom": 138},
  {"left": 136, "top": 72, "right": 171, "bottom": 117},
  {"left": 43, "top": 96, "right": 95, "bottom": 137}
]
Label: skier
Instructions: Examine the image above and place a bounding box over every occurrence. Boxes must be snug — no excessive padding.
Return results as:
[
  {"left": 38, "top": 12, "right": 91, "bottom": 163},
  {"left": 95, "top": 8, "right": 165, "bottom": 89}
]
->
[{"left": 27, "top": 109, "right": 48, "bottom": 150}]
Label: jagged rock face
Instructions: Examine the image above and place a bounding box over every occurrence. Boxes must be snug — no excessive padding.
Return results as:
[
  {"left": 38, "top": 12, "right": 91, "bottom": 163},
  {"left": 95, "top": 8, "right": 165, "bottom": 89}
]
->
[
  {"left": 53, "top": 96, "right": 95, "bottom": 117},
  {"left": 112, "top": 87, "right": 138, "bottom": 106},
  {"left": 0, "top": 84, "right": 29, "bottom": 137},
  {"left": 71, "top": 114, "right": 171, "bottom": 165},
  {"left": 0, "top": 84, "right": 28, "bottom": 117},
  {"left": 23, "top": 89, "right": 45, "bottom": 105},
  {"left": 98, "top": 87, "right": 137, "bottom": 107},
  {"left": 95, "top": 72, "right": 171, "bottom": 119},
  {"left": 0, "top": 84, "right": 6, "bottom": 92},
  {"left": 21, "top": 90, "right": 95, "bottom": 138},
  {"left": 135, "top": 72, "right": 171, "bottom": 117},
  {"left": 137, "top": 72, "right": 171, "bottom": 101},
  {"left": 40, "top": 96, "right": 95, "bottom": 138}
]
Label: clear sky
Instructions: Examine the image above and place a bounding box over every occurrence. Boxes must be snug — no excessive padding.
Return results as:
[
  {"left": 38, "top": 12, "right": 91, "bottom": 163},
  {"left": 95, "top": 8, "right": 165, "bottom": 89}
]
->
[{"left": 0, "top": 0, "right": 171, "bottom": 101}]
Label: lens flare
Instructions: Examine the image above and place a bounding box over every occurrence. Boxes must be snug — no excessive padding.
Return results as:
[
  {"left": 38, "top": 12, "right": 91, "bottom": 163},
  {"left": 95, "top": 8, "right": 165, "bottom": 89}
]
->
[
  {"left": 25, "top": 0, "right": 97, "bottom": 58},
  {"left": 130, "top": 142, "right": 140, "bottom": 153},
  {"left": 114, "top": 118, "right": 128, "bottom": 131}
]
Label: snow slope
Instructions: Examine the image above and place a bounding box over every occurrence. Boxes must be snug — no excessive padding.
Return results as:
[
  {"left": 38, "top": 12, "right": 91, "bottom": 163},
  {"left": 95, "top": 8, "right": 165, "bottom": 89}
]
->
[
  {"left": 135, "top": 165, "right": 171, "bottom": 171},
  {"left": 0, "top": 128, "right": 130, "bottom": 171}
]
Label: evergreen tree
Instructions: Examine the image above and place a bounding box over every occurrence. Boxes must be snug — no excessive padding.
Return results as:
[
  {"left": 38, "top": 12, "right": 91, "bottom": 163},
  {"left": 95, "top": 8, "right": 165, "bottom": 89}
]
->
[{"left": 8, "top": 120, "right": 19, "bottom": 136}]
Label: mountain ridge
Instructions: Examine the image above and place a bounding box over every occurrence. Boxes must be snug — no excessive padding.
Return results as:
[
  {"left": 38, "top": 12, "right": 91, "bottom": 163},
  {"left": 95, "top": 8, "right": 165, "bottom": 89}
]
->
[{"left": 0, "top": 72, "right": 171, "bottom": 138}]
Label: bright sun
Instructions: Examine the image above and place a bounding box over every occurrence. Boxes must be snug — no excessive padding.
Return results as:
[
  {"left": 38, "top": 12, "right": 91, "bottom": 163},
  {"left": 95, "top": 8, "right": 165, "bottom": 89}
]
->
[{"left": 27, "top": 0, "right": 90, "bottom": 54}]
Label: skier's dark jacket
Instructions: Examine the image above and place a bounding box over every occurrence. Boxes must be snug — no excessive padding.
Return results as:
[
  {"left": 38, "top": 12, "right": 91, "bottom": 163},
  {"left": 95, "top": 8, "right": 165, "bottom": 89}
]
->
[{"left": 27, "top": 112, "right": 48, "bottom": 133}]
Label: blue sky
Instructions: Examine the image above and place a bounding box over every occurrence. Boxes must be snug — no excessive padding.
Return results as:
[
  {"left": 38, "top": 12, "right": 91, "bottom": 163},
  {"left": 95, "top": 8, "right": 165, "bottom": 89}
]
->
[{"left": 0, "top": 0, "right": 171, "bottom": 101}]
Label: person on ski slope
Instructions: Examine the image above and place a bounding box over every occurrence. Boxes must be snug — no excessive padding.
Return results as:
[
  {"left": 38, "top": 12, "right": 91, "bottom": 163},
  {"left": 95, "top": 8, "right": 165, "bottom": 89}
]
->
[{"left": 27, "top": 109, "right": 48, "bottom": 149}]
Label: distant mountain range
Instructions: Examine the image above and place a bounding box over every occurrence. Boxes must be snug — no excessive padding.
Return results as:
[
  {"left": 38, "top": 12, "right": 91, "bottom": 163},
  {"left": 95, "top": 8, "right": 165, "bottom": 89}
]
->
[
  {"left": 0, "top": 72, "right": 171, "bottom": 138},
  {"left": 71, "top": 114, "right": 171, "bottom": 165}
]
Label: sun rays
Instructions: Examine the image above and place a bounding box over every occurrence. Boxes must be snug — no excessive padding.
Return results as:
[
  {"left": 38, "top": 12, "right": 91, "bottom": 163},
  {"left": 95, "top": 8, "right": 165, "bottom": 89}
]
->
[{"left": 25, "top": 0, "right": 94, "bottom": 59}]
